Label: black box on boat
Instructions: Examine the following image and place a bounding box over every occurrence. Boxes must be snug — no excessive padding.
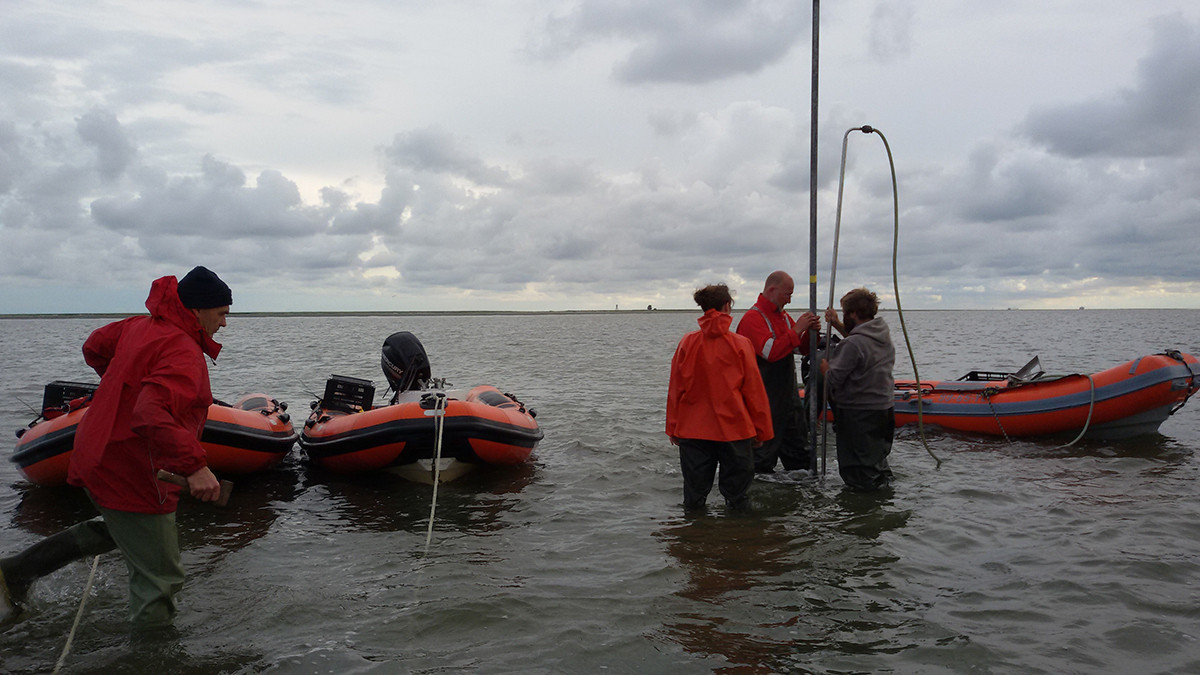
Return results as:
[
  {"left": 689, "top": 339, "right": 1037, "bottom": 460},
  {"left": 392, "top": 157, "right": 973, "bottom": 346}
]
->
[
  {"left": 322, "top": 375, "right": 375, "bottom": 412},
  {"left": 42, "top": 380, "right": 98, "bottom": 412}
]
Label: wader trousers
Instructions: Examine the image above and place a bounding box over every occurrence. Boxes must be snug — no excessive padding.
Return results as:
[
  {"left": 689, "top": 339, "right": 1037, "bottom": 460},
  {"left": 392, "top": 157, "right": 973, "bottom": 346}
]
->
[
  {"left": 755, "top": 353, "right": 811, "bottom": 472},
  {"left": 832, "top": 406, "right": 895, "bottom": 492},
  {"left": 678, "top": 438, "right": 754, "bottom": 510},
  {"left": 75, "top": 504, "right": 185, "bottom": 626}
]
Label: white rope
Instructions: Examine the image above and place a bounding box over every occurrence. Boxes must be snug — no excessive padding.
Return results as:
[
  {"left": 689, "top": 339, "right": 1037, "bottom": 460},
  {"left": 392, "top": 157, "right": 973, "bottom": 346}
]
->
[
  {"left": 1055, "top": 375, "right": 1096, "bottom": 449},
  {"left": 423, "top": 394, "right": 448, "bottom": 555},
  {"left": 54, "top": 554, "right": 101, "bottom": 674}
]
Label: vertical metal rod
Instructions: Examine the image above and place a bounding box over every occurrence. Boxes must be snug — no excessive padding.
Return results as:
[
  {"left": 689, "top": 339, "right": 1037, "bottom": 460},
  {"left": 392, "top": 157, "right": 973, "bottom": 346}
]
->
[{"left": 806, "top": 0, "right": 821, "bottom": 474}]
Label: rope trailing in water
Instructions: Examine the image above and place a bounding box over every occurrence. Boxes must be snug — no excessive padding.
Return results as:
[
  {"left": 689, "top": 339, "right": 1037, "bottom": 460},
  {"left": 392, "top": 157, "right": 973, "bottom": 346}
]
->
[
  {"left": 53, "top": 554, "right": 101, "bottom": 674},
  {"left": 821, "top": 126, "right": 941, "bottom": 469},
  {"left": 423, "top": 393, "right": 448, "bottom": 556}
]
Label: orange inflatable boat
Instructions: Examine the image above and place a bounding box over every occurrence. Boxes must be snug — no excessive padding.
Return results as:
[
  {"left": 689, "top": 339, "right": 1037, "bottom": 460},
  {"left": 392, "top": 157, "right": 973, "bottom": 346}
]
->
[
  {"left": 299, "top": 331, "right": 542, "bottom": 483},
  {"left": 891, "top": 350, "right": 1198, "bottom": 439},
  {"left": 12, "top": 381, "right": 298, "bottom": 486}
]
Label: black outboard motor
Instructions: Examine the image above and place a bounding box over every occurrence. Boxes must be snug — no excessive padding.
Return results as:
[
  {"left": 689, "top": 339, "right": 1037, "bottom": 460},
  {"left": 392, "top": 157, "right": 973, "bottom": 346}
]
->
[{"left": 381, "top": 331, "right": 432, "bottom": 397}]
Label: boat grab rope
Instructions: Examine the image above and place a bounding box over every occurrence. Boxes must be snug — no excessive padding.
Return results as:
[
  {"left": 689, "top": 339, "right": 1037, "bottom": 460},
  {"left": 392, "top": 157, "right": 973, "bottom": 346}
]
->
[
  {"left": 53, "top": 554, "right": 101, "bottom": 674},
  {"left": 820, "top": 125, "right": 941, "bottom": 472},
  {"left": 1166, "top": 350, "right": 1198, "bottom": 415},
  {"left": 423, "top": 393, "right": 448, "bottom": 556}
]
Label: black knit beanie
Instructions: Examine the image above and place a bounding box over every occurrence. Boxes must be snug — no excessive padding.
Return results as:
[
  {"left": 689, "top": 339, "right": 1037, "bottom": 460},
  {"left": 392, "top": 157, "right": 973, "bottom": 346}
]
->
[{"left": 177, "top": 266, "right": 233, "bottom": 309}]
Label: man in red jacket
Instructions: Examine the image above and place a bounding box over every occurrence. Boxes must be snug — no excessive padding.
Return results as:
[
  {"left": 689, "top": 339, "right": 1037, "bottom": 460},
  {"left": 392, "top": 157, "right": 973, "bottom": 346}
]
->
[
  {"left": 1, "top": 267, "right": 229, "bottom": 626},
  {"left": 667, "top": 284, "right": 773, "bottom": 511},
  {"left": 735, "top": 271, "right": 821, "bottom": 473}
]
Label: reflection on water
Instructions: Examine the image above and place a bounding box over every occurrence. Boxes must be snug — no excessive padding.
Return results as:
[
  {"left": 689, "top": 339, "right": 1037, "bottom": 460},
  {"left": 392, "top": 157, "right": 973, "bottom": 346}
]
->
[
  {"left": 299, "top": 462, "right": 538, "bottom": 534},
  {"left": 10, "top": 485, "right": 98, "bottom": 537},
  {"left": 654, "top": 488, "right": 914, "bottom": 672}
]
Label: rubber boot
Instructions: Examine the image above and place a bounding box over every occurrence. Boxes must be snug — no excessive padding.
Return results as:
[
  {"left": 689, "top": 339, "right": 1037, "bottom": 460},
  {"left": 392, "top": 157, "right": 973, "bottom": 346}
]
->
[{"left": 0, "top": 529, "right": 89, "bottom": 605}]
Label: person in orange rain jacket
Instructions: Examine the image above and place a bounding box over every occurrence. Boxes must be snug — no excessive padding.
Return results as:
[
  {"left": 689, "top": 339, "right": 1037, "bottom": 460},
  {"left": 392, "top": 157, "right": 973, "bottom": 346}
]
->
[{"left": 666, "top": 284, "right": 773, "bottom": 511}]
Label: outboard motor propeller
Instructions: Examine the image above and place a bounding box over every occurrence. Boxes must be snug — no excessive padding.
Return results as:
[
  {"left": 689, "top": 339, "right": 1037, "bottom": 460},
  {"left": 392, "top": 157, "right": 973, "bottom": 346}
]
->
[{"left": 381, "top": 331, "right": 432, "bottom": 396}]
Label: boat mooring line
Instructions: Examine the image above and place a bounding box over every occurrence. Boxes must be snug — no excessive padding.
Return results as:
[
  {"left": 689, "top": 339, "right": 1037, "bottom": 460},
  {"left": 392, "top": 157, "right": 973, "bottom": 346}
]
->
[
  {"left": 53, "top": 554, "right": 101, "bottom": 674},
  {"left": 981, "top": 388, "right": 1013, "bottom": 443},
  {"left": 1169, "top": 350, "right": 1198, "bottom": 414},
  {"left": 820, "top": 125, "right": 942, "bottom": 472},
  {"left": 423, "top": 393, "right": 448, "bottom": 556}
]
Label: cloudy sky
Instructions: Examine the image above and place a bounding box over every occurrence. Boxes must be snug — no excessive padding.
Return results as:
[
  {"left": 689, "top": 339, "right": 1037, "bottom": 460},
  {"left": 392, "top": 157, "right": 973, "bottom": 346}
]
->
[{"left": 3, "top": 0, "right": 1199, "bottom": 313}]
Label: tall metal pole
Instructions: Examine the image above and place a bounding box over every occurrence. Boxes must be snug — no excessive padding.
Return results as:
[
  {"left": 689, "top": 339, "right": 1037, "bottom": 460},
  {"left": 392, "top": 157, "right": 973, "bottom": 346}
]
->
[{"left": 807, "top": 0, "right": 821, "bottom": 475}]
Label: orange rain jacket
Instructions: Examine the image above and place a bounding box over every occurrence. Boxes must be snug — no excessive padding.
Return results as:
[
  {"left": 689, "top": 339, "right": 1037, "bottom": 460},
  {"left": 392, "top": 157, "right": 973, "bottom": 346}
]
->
[
  {"left": 68, "top": 275, "right": 221, "bottom": 514},
  {"left": 666, "top": 309, "right": 774, "bottom": 443}
]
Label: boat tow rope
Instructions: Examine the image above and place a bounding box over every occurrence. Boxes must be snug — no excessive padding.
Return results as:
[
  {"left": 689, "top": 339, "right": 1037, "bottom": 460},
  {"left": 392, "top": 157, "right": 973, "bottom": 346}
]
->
[
  {"left": 423, "top": 392, "right": 448, "bottom": 555},
  {"left": 53, "top": 554, "right": 101, "bottom": 674},
  {"left": 821, "top": 125, "right": 941, "bottom": 471}
]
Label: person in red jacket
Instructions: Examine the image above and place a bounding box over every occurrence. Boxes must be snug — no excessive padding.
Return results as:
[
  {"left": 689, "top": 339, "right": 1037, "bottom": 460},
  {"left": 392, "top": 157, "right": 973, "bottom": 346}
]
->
[
  {"left": 1, "top": 267, "right": 229, "bottom": 627},
  {"left": 667, "top": 284, "right": 773, "bottom": 511},
  {"left": 735, "top": 270, "right": 821, "bottom": 473}
]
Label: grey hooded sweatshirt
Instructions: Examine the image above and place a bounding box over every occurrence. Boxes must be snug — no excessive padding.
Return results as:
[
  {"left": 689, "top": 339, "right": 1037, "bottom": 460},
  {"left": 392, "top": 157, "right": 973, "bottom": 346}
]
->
[{"left": 826, "top": 316, "right": 895, "bottom": 409}]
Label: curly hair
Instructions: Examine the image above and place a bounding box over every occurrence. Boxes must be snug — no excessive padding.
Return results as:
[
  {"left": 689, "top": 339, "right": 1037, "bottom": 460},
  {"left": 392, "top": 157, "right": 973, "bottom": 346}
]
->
[
  {"left": 840, "top": 287, "right": 879, "bottom": 319},
  {"left": 693, "top": 284, "right": 733, "bottom": 312}
]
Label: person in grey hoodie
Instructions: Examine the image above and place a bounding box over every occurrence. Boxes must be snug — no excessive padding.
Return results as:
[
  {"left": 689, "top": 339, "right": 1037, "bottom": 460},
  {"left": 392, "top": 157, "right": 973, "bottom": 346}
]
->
[{"left": 821, "top": 288, "right": 896, "bottom": 491}]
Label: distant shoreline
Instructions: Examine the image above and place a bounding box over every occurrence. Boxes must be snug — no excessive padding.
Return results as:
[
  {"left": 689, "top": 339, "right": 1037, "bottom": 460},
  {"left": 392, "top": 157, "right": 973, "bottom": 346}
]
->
[
  {"left": 0, "top": 307, "right": 1190, "bottom": 319},
  {"left": 0, "top": 309, "right": 696, "bottom": 319}
]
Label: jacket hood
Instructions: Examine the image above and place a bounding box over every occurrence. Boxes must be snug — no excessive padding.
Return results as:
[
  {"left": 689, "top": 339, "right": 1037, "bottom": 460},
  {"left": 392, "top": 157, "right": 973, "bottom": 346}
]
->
[
  {"left": 145, "top": 276, "right": 222, "bottom": 360},
  {"left": 849, "top": 316, "right": 891, "bottom": 346},
  {"left": 697, "top": 308, "right": 733, "bottom": 337}
]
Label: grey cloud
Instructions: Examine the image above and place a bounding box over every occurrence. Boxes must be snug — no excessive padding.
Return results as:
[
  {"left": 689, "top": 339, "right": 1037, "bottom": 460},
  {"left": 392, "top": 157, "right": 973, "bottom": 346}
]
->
[
  {"left": 90, "top": 155, "right": 328, "bottom": 238},
  {"left": 532, "top": 0, "right": 806, "bottom": 84},
  {"left": 0, "top": 122, "right": 97, "bottom": 234},
  {"left": 76, "top": 108, "right": 137, "bottom": 181},
  {"left": 241, "top": 48, "right": 370, "bottom": 107},
  {"left": 519, "top": 156, "right": 600, "bottom": 195},
  {"left": 954, "top": 145, "right": 1072, "bottom": 222},
  {"left": 0, "top": 60, "right": 54, "bottom": 120},
  {"left": 0, "top": 121, "right": 25, "bottom": 194},
  {"left": 383, "top": 128, "right": 512, "bottom": 187},
  {"left": 868, "top": 1, "right": 915, "bottom": 63},
  {"left": 1022, "top": 15, "right": 1200, "bottom": 158}
]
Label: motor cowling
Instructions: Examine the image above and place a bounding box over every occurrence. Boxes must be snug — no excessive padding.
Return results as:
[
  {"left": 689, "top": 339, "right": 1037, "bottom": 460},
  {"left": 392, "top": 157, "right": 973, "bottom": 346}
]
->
[{"left": 381, "top": 331, "right": 431, "bottom": 392}]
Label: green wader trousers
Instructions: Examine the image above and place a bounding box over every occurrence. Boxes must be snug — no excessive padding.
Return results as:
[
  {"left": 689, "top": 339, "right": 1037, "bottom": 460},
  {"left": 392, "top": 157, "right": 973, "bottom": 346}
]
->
[{"left": 71, "top": 508, "right": 185, "bottom": 627}]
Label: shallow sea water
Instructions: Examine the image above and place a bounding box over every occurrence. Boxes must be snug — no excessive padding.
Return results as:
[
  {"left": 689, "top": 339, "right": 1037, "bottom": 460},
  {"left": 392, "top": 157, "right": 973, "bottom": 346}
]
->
[{"left": 1, "top": 309, "right": 1198, "bottom": 674}]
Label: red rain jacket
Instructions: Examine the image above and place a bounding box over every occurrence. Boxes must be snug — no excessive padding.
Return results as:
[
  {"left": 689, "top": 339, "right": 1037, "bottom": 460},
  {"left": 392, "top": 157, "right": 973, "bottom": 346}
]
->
[
  {"left": 666, "top": 309, "right": 774, "bottom": 443},
  {"left": 68, "top": 276, "right": 221, "bottom": 513},
  {"left": 735, "top": 293, "right": 811, "bottom": 362}
]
